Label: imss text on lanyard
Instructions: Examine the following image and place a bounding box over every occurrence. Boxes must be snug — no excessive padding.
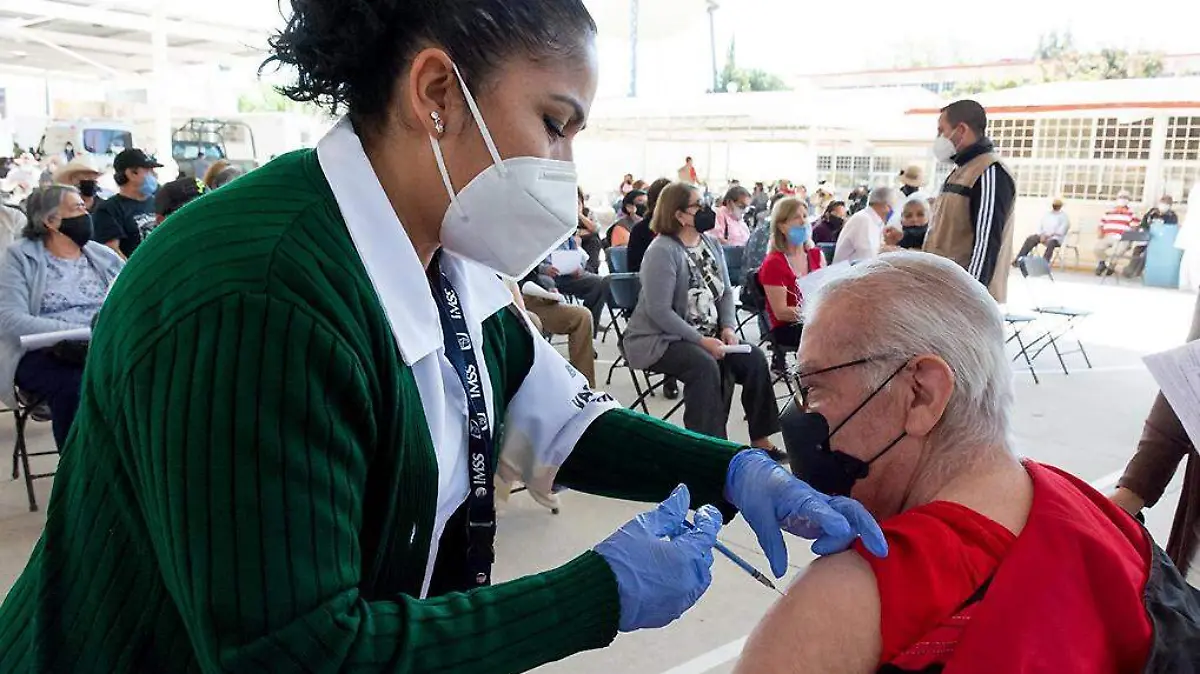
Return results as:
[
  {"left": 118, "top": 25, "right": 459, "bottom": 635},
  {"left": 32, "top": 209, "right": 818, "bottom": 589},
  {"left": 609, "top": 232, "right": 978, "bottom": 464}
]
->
[{"left": 429, "top": 256, "right": 497, "bottom": 587}]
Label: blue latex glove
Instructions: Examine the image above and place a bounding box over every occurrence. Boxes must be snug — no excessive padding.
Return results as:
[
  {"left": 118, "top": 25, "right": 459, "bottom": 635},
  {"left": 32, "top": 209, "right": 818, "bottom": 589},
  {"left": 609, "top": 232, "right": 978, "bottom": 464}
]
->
[
  {"left": 595, "top": 484, "right": 722, "bottom": 632},
  {"left": 725, "top": 449, "right": 888, "bottom": 578}
]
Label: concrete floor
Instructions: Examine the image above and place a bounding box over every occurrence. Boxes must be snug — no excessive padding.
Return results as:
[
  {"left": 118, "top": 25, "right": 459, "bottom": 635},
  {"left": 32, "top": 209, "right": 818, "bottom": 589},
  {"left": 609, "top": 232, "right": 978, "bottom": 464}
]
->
[{"left": 0, "top": 270, "right": 1193, "bottom": 673}]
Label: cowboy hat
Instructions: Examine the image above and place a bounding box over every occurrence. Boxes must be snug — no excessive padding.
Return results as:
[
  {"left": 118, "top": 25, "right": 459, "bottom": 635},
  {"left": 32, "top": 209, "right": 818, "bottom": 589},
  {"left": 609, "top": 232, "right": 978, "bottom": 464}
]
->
[
  {"left": 899, "top": 164, "right": 925, "bottom": 188},
  {"left": 54, "top": 154, "right": 102, "bottom": 185}
]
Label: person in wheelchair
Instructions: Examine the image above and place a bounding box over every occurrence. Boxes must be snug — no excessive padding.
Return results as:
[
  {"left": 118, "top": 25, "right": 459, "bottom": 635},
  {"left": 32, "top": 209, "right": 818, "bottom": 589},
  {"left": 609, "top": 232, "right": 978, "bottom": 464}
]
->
[
  {"left": 0, "top": 185, "right": 123, "bottom": 448},
  {"left": 758, "top": 196, "right": 825, "bottom": 372}
]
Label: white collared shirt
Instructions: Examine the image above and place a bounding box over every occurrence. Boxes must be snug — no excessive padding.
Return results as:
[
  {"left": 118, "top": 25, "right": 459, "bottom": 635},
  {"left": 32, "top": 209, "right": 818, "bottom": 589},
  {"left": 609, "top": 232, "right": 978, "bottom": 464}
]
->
[
  {"left": 316, "top": 118, "right": 617, "bottom": 596},
  {"left": 833, "top": 207, "right": 885, "bottom": 264}
]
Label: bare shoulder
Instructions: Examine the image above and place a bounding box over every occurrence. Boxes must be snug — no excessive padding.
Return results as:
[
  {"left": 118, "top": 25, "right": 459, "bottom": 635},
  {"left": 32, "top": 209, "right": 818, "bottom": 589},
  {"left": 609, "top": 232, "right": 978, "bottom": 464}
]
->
[{"left": 734, "top": 552, "right": 881, "bottom": 674}]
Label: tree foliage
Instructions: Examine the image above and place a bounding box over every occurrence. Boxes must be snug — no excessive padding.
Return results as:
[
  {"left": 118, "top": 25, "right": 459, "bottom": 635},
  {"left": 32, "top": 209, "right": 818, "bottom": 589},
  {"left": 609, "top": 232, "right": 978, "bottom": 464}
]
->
[
  {"left": 716, "top": 38, "right": 789, "bottom": 93},
  {"left": 1036, "top": 31, "right": 1164, "bottom": 81}
]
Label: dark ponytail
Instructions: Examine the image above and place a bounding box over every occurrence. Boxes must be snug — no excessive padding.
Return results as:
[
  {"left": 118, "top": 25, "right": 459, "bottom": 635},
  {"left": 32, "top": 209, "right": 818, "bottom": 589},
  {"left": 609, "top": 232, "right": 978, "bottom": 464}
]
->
[{"left": 265, "top": 0, "right": 597, "bottom": 129}]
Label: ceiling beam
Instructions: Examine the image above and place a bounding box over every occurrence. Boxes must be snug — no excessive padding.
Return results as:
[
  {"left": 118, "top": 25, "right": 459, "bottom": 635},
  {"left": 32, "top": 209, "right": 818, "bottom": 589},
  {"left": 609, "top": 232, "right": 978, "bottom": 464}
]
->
[
  {"left": 0, "top": 25, "right": 262, "bottom": 64},
  {"left": 0, "top": 0, "right": 267, "bottom": 48}
]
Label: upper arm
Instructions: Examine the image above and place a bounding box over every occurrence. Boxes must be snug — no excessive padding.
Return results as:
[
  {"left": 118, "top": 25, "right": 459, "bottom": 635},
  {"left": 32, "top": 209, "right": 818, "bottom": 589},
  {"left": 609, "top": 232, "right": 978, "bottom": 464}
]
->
[
  {"left": 640, "top": 246, "right": 677, "bottom": 309},
  {"left": 735, "top": 553, "right": 881, "bottom": 674}
]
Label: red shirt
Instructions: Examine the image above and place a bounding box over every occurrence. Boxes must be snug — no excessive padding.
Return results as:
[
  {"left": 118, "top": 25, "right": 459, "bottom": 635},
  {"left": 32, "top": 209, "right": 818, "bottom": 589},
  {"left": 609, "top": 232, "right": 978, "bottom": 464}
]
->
[
  {"left": 1100, "top": 205, "right": 1137, "bottom": 237},
  {"left": 853, "top": 461, "right": 1154, "bottom": 673},
  {"left": 757, "top": 248, "right": 824, "bottom": 330}
]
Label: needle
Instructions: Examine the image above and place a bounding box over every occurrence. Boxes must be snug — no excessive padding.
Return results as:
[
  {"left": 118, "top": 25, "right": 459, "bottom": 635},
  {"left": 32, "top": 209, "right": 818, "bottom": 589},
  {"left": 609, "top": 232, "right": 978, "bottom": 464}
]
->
[{"left": 683, "top": 520, "right": 783, "bottom": 595}]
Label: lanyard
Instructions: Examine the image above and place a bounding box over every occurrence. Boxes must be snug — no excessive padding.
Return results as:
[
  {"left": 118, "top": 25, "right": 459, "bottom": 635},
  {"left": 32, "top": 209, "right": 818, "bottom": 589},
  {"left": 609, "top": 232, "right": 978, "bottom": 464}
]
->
[{"left": 428, "top": 256, "right": 496, "bottom": 588}]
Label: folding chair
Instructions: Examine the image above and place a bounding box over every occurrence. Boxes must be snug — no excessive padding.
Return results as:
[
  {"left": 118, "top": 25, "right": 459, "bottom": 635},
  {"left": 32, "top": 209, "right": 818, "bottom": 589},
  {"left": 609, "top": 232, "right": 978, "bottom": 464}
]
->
[
  {"left": 817, "top": 242, "right": 836, "bottom": 265},
  {"left": 722, "top": 245, "right": 746, "bottom": 294},
  {"left": 1051, "top": 229, "right": 1081, "bottom": 270},
  {"left": 604, "top": 273, "right": 642, "bottom": 386},
  {"left": 597, "top": 246, "right": 629, "bottom": 343},
  {"left": 756, "top": 313, "right": 797, "bottom": 401},
  {"left": 1003, "top": 313, "right": 1040, "bottom": 384},
  {"left": 1018, "top": 257, "right": 1094, "bottom": 375},
  {"left": 606, "top": 245, "right": 629, "bottom": 274},
  {"left": 1100, "top": 230, "right": 1152, "bottom": 285},
  {"left": 11, "top": 388, "right": 56, "bottom": 512}
]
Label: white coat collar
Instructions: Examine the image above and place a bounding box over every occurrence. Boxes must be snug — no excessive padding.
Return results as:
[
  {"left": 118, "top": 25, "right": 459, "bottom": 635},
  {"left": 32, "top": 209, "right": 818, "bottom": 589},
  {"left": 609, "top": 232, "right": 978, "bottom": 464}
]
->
[{"left": 316, "top": 117, "right": 513, "bottom": 365}]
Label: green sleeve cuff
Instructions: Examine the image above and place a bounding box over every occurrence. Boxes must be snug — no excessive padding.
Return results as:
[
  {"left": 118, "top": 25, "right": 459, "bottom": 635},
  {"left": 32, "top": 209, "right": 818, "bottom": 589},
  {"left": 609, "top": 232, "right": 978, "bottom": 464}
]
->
[{"left": 559, "top": 408, "right": 740, "bottom": 520}]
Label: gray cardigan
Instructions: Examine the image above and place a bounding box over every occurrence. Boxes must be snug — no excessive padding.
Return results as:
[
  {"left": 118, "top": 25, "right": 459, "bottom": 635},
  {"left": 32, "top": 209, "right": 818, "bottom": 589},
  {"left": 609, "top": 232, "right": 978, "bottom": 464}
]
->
[
  {"left": 623, "top": 234, "right": 735, "bottom": 370},
  {"left": 0, "top": 238, "right": 124, "bottom": 407}
]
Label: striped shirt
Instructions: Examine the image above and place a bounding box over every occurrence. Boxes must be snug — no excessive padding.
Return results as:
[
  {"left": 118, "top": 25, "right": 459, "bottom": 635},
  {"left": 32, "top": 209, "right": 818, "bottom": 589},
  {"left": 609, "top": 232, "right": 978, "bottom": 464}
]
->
[{"left": 1100, "top": 205, "right": 1137, "bottom": 238}]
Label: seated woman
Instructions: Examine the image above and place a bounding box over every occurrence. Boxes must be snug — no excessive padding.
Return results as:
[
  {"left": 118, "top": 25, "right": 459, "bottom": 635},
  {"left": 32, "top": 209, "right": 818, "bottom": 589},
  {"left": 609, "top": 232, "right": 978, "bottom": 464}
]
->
[
  {"left": 810, "top": 200, "right": 847, "bottom": 245},
  {"left": 623, "top": 182, "right": 781, "bottom": 455},
  {"left": 897, "top": 195, "right": 930, "bottom": 250},
  {"left": 0, "top": 186, "right": 124, "bottom": 448},
  {"left": 735, "top": 253, "right": 1189, "bottom": 673},
  {"left": 713, "top": 185, "right": 752, "bottom": 246},
  {"left": 757, "top": 197, "right": 825, "bottom": 369}
]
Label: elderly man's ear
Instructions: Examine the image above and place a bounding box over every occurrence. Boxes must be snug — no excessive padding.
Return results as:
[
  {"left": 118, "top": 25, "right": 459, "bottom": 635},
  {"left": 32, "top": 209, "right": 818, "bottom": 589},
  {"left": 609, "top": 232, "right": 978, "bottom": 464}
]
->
[{"left": 903, "top": 355, "right": 955, "bottom": 437}]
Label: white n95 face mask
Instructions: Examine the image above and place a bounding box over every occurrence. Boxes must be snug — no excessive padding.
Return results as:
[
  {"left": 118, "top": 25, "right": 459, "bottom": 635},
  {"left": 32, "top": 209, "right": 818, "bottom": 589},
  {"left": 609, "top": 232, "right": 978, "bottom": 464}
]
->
[
  {"left": 431, "top": 64, "right": 579, "bottom": 279},
  {"left": 932, "top": 134, "right": 957, "bottom": 163}
]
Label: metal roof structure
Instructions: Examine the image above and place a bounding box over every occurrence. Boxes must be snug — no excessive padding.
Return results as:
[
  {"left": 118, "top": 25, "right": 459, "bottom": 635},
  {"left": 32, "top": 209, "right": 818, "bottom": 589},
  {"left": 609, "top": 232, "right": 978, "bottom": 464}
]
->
[{"left": 0, "top": 0, "right": 281, "bottom": 82}]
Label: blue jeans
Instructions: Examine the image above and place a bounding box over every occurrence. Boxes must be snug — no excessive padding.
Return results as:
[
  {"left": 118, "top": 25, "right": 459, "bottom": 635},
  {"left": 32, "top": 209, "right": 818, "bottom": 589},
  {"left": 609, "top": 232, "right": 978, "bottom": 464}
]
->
[{"left": 15, "top": 349, "right": 84, "bottom": 449}]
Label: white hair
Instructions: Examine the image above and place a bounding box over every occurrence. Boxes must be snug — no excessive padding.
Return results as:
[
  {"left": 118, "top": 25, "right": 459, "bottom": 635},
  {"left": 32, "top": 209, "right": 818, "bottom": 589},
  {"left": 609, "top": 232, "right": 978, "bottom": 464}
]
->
[
  {"left": 802, "top": 251, "right": 1014, "bottom": 454},
  {"left": 868, "top": 186, "right": 894, "bottom": 206}
]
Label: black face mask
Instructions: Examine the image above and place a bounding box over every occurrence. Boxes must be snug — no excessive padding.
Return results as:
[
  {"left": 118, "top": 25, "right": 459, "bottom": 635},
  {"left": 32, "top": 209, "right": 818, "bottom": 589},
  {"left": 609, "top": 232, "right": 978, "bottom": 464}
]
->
[
  {"left": 780, "top": 360, "right": 909, "bottom": 496},
  {"left": 78, "top": 179, "right": 98, "bottom": 198},
  {"left": 634, "top": 203, "right": 647, "bottom": 218},
  {"left": 57, "top": 214, "right": 94, "bottom": 249},
  {"left": 693, "top": 206, "right": 717, "bottom": 234}
]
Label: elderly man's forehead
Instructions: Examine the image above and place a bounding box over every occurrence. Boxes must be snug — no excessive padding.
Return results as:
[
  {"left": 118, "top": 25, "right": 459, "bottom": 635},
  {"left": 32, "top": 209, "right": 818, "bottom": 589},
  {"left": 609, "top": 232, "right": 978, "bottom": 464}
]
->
[{"left": 799, "top": 298, "right": 865, "bottom": 367}]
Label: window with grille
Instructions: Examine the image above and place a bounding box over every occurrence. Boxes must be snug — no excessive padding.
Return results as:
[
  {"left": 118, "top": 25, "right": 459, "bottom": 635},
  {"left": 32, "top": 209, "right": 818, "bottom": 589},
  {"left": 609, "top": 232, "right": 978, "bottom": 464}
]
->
[
  {"left": 835, "top": 156, "right": 853, "bottom": 172},
  {"left": 1098, "top": 165, "right": 1146, "bottom": 201},
  {"left": 1013, "top": 164, "right": 1057, "bottom": 198},
  {"left": 1165, "top": 116, "right": 1200, "bottom": 161},
  {"left": 1161, "top": 164, "right": 1200, "bottom": 203},
  {"left": 1060, "top": 164, "right": 1101, "bottom": 200},
  {"left": 872, "top": 156, "right": 894, "bottom": 173},
  {"left": 989, "top": 118, "right": 1035, "bottom": 158},
  {"left": 852, "top": 157, "right": 871, "bottom": 173},
  {"left": 1036, "top": 118, "right": 1093, "bottom": 160},
  {"left": 1093, "top": 117, "right": 1152, "bottom": 160},
  {"left": 816, "top": 155, "right": 833, "bottom": 171}
]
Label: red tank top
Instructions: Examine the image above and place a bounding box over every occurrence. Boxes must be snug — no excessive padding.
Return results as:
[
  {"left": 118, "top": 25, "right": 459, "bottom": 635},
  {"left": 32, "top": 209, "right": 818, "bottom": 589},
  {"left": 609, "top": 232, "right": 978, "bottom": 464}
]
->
[{"left": 853, "top": 500, "right": 1016, "bottom": 663}]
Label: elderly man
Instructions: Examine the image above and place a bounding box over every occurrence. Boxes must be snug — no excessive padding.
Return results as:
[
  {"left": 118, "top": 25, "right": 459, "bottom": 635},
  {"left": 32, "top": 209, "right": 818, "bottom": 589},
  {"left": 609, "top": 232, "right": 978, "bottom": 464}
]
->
[
  {"left": 832, "top": 187, "right": 893, "bottom": 264},
  {"left": 735, "top": 253, "right": 1197, "bottom": 673},
  {"left": 1013, "top": 198, "right": 1070, "bottom": 266}
]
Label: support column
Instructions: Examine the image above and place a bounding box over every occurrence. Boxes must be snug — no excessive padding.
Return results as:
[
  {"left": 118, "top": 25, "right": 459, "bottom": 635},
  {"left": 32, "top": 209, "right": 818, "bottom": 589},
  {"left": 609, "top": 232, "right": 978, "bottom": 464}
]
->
[{"left": 150, "top": 0, "right": 171, "bottom": 163}]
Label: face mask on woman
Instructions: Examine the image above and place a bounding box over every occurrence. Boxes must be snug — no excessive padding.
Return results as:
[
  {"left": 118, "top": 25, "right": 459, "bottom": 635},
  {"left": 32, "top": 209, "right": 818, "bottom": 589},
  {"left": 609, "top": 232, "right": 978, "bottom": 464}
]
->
[
  {"left": 788, "top": 225, "right": 810, "bottom": 246},
  {"left": 431, "top": 63, "right": 578, "bottom": 279},
  {"left": 57, "top": 214, "right": 94, "bottom": 248}
]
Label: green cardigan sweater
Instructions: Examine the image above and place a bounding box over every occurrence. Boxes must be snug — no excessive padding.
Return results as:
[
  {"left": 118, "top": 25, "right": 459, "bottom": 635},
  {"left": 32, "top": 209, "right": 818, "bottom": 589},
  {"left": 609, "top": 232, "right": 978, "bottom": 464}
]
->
[{"left": 0, "top": 150, "right": 741, "bottom": 673}]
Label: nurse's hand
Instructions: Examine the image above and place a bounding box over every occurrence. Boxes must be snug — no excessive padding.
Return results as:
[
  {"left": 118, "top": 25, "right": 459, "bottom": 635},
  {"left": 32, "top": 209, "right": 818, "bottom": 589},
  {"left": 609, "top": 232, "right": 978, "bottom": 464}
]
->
[
  {"left": 595, "top": 484, "right": 721, "bottom": 632},
  {"left": 725, "top": 449, "right": 887, "bottom": 578}
]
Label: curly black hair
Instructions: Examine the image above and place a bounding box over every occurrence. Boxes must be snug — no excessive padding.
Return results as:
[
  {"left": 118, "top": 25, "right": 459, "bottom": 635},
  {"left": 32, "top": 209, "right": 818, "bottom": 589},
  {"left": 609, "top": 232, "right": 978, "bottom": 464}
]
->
[{"left": 265, "top": 0, "right": 597, "bottom": 128}]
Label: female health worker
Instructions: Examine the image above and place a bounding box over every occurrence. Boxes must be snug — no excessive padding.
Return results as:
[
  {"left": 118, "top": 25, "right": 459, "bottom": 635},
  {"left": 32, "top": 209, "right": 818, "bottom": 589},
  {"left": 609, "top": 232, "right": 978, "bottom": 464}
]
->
[{"left": 0, "top": 2, "right": 886, "bottom": 672}]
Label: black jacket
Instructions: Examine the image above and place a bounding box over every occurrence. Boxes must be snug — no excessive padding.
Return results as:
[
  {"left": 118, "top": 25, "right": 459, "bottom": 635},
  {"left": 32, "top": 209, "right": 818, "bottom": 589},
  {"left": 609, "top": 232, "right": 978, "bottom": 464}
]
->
[
  {"left": 949, "top": 139, "right": 1016, "bottom": 288},
  {"left": 626, "top": 216, "right": 655, "bottom": 273}
]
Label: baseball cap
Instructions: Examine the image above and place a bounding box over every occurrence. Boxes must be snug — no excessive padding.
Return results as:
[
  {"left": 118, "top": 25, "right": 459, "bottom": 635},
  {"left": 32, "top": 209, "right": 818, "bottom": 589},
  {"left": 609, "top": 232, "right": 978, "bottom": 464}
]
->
[
  {"left": 113, "top": 148, "right": 163, "bottom": 175},
  {"left": 155, "top": 177, "right": 207, "bottom": 216}
]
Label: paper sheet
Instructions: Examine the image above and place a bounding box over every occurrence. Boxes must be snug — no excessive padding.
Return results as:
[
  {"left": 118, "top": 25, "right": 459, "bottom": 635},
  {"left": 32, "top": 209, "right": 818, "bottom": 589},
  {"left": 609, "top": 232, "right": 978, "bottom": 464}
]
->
[
  {"left": 549, "top": 249, "right": 585, "bottom": 276},
  {"left": 796, "top": 260, "right": 853, "bottom": 300},
  {"left": 1143, "top": 340, "right": 1200, "bottom": 448},
  {"left": 21, "top": 327, "right": 91, "bottom": 350}
]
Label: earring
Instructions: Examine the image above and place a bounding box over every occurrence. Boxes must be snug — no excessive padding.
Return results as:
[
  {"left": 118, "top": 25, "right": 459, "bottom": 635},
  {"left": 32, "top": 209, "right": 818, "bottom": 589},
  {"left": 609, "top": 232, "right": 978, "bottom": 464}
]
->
[{"left": 430, "top": 110, "right": 445, "bottom": 136}]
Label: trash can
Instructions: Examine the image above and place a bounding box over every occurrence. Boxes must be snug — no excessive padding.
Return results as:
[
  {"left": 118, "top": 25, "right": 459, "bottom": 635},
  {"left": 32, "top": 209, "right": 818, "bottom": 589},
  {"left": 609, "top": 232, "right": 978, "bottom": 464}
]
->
[{"left": 1144, "top": 222, "right": 1183, "bottom": 288}]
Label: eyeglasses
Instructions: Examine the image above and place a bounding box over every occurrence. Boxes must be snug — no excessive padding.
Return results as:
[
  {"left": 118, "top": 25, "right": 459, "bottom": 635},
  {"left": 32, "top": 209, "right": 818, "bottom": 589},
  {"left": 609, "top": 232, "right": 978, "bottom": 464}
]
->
[
  {"left": 791, "top": 355, "right": 896, "bottom": 406},
  {"left": 683, "top": 202, "right": 702, "bottom": 213}
]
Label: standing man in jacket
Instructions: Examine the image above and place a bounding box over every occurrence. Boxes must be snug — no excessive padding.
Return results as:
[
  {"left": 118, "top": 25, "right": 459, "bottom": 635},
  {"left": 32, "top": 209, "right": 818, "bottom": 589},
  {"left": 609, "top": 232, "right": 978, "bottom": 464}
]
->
[{"left": 924, "top": 100, "right": 1017, "bottom": 302}]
